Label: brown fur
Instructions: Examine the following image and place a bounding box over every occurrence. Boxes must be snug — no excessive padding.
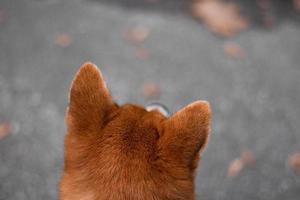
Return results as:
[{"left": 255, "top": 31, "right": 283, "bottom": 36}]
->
[{"left": 59, "top": 63, "right": 211, "bottom": 200}]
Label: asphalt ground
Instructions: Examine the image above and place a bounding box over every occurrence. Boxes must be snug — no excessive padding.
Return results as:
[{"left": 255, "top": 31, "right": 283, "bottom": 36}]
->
[{"left": 0, "top": 0, "right": 300, "bottom": 199}]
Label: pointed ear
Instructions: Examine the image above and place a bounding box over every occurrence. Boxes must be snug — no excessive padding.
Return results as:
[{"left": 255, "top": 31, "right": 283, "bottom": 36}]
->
[
  {"left": 158, "top": 101, "right": 211, "bottom": 169},
  {"left": 67, "top": 62, "right": 115, "bottom": 134}
]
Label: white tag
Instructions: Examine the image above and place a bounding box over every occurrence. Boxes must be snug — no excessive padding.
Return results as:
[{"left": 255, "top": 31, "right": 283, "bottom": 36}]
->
[{"left": 146, "top": 103, "right": 169, "bottom": 117}]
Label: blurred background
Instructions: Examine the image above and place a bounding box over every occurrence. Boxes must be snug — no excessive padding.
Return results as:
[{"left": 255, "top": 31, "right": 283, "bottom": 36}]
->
[{"left": 0, "top": 0, "right": 300, "bottom": 199}]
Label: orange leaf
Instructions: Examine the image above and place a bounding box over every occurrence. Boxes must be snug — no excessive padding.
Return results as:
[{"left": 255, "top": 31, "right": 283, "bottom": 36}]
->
[
  {"left": 0, "top": 9, "right": 6, "bottom": 24},
  {"left": 288, "top": 153, "right": 300, "bottom": 174},
  {"left": 135, "top": 48, "right": 150, "bottom": 60},
  {"left": 227, "top": 158, "right": 244, "bottom": 178},
  {"left": 142, "top": 82, "right": 161, "bottom": 98},
  {"left": 0, "top": 122, "right": 11, "bottom": 140},
  {"left": 294, "top": 0, "right": 300, "bottom": 12},
  {"left": 55, "top": 33, "right": 72, "bottom": 47},
  {"left": 241, "top": 150, "right": 256, "bottom": 166},
  {"left": 192, "top": 0, "right": 249, "bottom": 37},
  {"left": 124, "top": 26, "right": 150, "bottom": 44},
  {"left": 223, "top": 42, "right": 246, "bottom": 60}
]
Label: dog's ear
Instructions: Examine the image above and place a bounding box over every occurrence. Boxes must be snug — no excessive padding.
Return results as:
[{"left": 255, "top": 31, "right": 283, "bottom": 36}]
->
[
  {"left": 159, "top": 101, "right": 211, "bottom": 169},
  {"left": 67, "top": 62, "right": 115, "bottom": 134}
]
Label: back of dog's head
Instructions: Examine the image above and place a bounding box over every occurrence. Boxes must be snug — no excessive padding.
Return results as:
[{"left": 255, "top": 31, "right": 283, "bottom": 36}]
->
[{"left": 59, "top": 63, "right": 211, "bottom": 200}]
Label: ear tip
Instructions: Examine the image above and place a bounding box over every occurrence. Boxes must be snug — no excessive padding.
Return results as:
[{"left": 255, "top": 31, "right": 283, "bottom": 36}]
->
[
  {"left": 189, "top": 100, "right": 211, "bottom": 113},
  {"left": 69, "top": 62, "right": 105, "bottom": 93},
  {"left": 72, "top": 62, "right": 103, "bottom": 81},
  {"left": 81, "top": 61, "right": 97, "bottom": 67},
  {"left": 79, "top": 62, "right": 101, "bottom": 74}
]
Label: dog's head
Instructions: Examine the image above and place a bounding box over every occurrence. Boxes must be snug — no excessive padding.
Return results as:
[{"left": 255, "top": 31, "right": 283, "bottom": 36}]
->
[{"left": 60, "top": 63, "right": 211, "bottom": 200}]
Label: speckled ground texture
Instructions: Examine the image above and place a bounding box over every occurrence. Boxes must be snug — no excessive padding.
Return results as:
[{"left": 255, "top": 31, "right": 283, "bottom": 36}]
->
[{"left": 0, "top": 0, "right": 300, "bottom": 199}]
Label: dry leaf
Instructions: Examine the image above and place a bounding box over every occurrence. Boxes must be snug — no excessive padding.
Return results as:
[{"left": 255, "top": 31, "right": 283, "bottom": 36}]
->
[
  {"left": 0, "top": 9, "right": 6, "bottom": 24},
  {"left": 142, "top": 82, "right": 161, "bottom": 98},
  {"left": 228, "top": 158, "right": 244, "bottom": 177},
  {"left": 145, "top": 0, "right": 159, "bottom": 4},
  {"left": 55, "top": 33, "right": 72, "bottom": 47},
  {"left": 223, "top": 42, "right": 246, "bottom": 60},
  {"left": 257, "top": 0, "right": 272, "bottom": 10},
  {"left": 192, "top": 0, "right": 249, "bottom": 37},
  {"left": 0, "top": 122, "right": 11, "bottom": 140},
  {"left": 256, "top": 0, "right": 275, "bottom": 28},
  {"left": 135, "top": 48, "right": 150, "bottom": 60},
  {"left": 294, "top": 0, "right": 300, "bottom": 12},
  {"left": 241, "top": 150, "right": 256, "bottom": 166},
  {"left": 288, "top": 153, "right": 300, "bottom": 174},
  {"left": 262, "top": 15, "right": 275, "bottom": 28},
  {"left": 124, "top": 26, "right": 150, "bottom": 44}
]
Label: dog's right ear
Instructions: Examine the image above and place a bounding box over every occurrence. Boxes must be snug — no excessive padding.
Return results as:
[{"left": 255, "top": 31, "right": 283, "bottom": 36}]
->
[{"left": 67, "top": 62, "right": 115, "bottom": 134}]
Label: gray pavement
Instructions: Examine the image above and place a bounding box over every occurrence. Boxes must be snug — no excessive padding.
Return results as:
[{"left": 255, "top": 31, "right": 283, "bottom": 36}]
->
[{"left": 0, "top": 0, "right": 300, "bottom": 199}]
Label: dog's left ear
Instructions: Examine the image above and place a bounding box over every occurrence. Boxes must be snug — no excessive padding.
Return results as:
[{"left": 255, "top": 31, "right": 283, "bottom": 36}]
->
[
  {"left": 67, "top": 62, "right": 115, "bottom": 134},
  {"left": 159, "top": 101, "right": 211, "bottom": 169}
]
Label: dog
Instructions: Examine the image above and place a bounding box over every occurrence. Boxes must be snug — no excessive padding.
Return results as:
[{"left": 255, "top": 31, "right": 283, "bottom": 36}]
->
[{"left": 59, "top": 63, "right": 211, "bottom": 200}]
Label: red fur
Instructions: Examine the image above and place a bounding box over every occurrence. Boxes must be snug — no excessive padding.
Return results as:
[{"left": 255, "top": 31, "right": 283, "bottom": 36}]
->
[{"left": 60, "top": 62, "right": 211, "bottom": 200}]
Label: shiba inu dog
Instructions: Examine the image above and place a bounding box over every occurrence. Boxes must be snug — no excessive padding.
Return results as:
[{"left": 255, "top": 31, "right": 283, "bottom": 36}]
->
[{"left": 59, "top": 63, "right": 211, "bottom": 200}]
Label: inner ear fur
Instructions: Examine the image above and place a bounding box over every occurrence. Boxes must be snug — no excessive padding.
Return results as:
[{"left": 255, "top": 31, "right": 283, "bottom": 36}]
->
[
  {"left": 158, "top": 101, "right": 211, "bottom": 168},
  {"left": 67, "top": 62, "right": 115, "bottom": 134}
]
